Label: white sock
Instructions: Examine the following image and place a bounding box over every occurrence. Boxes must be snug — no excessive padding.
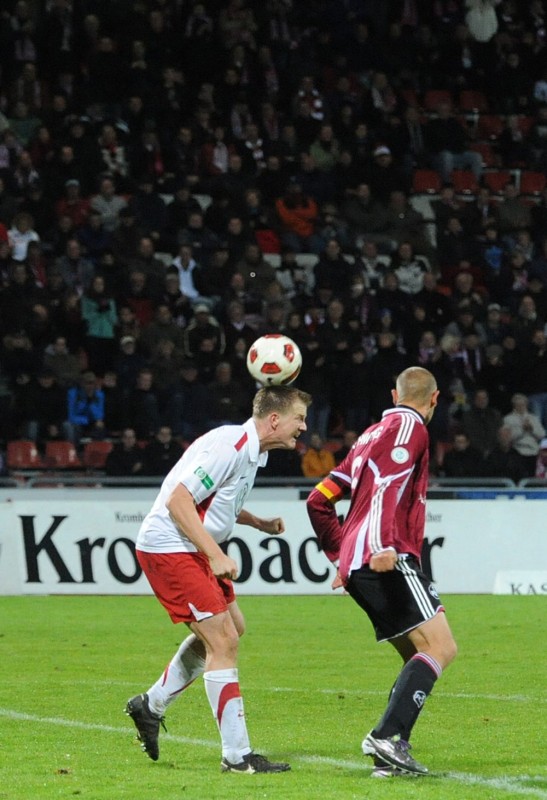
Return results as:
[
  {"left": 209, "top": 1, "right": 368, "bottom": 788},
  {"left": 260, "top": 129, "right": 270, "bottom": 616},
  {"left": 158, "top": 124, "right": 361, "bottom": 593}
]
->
[
  {"left": 204, "top": 668, "right": 251, "bottom": 763},
  {"left": 147, "top": 634, "right": 205, "bottom": 716}
]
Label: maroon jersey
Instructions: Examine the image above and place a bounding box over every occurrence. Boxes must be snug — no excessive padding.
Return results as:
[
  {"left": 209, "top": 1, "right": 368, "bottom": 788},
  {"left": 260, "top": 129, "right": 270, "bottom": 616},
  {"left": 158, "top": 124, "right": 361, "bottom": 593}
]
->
[{"left": 307, "top": 406, "right": 430, "bottom": 582}]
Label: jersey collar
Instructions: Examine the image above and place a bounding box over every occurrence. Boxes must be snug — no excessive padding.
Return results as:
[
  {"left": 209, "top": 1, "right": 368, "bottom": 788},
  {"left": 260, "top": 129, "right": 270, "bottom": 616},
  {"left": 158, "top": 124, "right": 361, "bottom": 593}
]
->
[
  {"left": 382, "top": 405, "right": 425, "bottom": 424},
  {"left": 243, "top": 418, "right": 268, "bottom": 466}
]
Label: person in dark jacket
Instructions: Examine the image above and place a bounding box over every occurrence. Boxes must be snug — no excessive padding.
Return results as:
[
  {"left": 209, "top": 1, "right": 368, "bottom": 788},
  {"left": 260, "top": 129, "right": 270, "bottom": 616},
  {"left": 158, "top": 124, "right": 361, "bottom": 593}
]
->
[
  {"left": 104, "top": 428, "right": 145, "bottom": 476},
  {"left": 442, "top": 431, "right": 484, "bottom": 478},
  {"left": 143, "top": 426, "right": 183, "bottom": 476}
]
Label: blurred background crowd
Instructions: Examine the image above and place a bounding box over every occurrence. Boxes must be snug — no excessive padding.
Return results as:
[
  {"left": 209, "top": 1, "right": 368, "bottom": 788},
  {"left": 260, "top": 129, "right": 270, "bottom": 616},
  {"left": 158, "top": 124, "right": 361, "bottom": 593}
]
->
[{"left": 1, "top": 0, "right": 547, "bottom": 481}]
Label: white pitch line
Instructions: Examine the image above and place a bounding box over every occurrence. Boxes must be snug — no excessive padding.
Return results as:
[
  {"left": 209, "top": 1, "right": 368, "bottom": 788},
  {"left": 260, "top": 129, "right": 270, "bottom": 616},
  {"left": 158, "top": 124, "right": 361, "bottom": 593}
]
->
[
  {"left": 1, "top": 708, "right": 546, "bottom": 798},
  {"left": 19, "top": 679, "right": 546, "bottom": 705},
  {"left": 266, "top": 685, "right": 545, "bottom": 704}
]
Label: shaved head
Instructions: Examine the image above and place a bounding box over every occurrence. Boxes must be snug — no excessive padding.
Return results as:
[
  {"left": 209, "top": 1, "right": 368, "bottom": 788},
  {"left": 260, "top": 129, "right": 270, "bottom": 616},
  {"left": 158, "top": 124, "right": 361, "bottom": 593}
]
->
[{"left": 394, "top": 367, "right": 438, "bottom": 423}]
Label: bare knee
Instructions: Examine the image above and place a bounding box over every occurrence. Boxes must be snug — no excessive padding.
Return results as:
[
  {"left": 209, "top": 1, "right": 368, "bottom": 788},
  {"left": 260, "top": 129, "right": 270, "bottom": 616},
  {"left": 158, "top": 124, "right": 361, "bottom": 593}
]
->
[{"left": 442, "top": 637, "right": 458, "bottom": 668}]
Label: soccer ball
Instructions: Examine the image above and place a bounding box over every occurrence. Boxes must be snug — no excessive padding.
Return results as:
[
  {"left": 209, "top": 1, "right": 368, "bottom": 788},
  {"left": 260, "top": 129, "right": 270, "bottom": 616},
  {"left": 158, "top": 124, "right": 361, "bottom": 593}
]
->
[{"left": 246, "top": 334, "right": 303, "bottom": 386}]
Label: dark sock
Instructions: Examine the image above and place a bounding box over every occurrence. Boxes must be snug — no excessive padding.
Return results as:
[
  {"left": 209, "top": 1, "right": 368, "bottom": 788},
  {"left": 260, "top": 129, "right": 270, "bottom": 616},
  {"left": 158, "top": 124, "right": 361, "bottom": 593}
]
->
[{"left": 373, "top": 654, "right": 441, "bottom": 740}]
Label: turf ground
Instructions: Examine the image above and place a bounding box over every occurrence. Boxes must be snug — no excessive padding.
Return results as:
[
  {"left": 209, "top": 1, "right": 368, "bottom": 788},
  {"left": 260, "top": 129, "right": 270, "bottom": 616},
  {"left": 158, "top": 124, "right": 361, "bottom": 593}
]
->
[{"left": 0, "top": 594, "right": 546, "bottom": 800}]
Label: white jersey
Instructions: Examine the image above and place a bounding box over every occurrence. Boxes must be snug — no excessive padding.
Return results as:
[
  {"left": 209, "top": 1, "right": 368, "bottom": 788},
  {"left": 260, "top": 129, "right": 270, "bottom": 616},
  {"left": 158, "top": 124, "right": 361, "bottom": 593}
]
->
[{"left": 136, "top": 419, "right": 268, "bottom": 553}]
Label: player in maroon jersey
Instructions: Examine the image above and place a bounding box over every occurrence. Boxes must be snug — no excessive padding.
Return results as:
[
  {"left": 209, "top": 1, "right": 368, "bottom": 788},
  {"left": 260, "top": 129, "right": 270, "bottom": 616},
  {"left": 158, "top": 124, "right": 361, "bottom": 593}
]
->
[{"left": 306, "top": 366, "right": 457, "bottom": 777}]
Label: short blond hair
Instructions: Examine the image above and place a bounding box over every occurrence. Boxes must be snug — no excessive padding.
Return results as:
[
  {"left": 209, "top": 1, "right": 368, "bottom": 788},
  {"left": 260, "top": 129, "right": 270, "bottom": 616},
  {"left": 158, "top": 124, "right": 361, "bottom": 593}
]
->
[{"left": 252, "top": 385, "right": 312, "bottom": 418}]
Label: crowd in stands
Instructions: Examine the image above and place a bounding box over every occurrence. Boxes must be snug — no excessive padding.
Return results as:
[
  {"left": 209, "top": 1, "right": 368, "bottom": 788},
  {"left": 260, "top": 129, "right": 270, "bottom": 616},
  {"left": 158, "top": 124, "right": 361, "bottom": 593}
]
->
[{"left": 1, "top": 0, "right": 547, "bottom": 482}]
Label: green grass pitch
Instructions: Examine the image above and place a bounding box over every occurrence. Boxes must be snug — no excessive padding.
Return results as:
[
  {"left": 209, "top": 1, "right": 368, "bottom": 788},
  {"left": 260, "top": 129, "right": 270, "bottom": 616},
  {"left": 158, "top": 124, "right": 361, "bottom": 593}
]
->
[{"left": 1, "top": 594, "right": 546, "bottom": 800}]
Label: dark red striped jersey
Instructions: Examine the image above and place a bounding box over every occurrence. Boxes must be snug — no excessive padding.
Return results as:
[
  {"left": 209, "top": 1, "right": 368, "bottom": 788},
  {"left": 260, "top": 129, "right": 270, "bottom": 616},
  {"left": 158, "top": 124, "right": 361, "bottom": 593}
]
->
[{"left": 306, "top": 406, "right": 430, "bottom": 582}]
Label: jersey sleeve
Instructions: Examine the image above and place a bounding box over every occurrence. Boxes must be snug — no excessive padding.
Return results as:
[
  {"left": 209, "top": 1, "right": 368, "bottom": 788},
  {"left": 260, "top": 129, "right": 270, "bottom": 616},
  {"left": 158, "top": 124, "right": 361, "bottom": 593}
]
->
[
  {"left": 306, "top": 466, "right": 351, "bottom": 564},
  {"left": 178, "top": 439, "right": 237, "bottom": 504}
]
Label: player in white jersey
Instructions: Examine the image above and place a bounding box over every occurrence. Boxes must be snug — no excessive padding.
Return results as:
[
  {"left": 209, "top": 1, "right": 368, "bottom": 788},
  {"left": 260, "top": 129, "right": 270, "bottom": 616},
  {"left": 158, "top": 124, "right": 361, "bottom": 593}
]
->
[{"left": 126, "top": 385, "right": 311, "bottom": 774}]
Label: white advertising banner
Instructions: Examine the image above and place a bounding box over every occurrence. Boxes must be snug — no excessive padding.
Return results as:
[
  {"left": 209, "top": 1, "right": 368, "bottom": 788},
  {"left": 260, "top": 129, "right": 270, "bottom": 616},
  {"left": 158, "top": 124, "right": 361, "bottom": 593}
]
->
[{"left": 0, "top": 490, "right": 546, "bottom": 595}]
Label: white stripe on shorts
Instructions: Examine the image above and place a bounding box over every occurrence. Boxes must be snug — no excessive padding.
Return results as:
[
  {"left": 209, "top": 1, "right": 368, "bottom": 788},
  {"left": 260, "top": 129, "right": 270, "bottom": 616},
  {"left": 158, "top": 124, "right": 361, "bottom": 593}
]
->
[{"left": 395, "top": 559, "right": 436, "bottom": 620}]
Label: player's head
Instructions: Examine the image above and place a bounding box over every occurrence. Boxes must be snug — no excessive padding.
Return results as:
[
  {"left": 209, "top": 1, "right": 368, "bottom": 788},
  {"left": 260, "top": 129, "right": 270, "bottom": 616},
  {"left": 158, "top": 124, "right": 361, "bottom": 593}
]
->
[
  {"left": 393, "top": 366, "right": 439, "bottom": 424},
  {"left": 253, "top": 385, "right": 312, "bottom": 451}
]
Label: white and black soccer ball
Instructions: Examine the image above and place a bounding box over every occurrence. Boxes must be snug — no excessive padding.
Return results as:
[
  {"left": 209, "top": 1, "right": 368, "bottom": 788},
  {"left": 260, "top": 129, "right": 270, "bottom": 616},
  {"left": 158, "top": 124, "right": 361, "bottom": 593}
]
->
[{"left": 246, "top": 334, "right": 303, "bottom": 386}]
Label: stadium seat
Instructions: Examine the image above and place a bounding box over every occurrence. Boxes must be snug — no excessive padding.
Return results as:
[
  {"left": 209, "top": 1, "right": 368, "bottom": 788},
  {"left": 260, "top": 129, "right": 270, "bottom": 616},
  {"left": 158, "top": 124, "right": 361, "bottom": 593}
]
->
[
  {"left": 476, "top": 114, "right": 504, "bottom": 142},
  {"left": 423, "top": 89, "right": 453, "bottom": 112},
  {"left": 412, "top": 169, "right": 442, "bottom": 194},
  {"left": 400, "top": 88, "right": 419, "bottom": 108},
  {"left": 44, "top": 441, "right": 82, "bottom": 469},
  {"left": 451, "top": 170, "right": 479, "bottom": 195},
  {"left": 82, "top": 440, "right": 113, "bottom": 469},
  {"left": 469, "top": 141, "right": 497, "bottom": 168},
  {"left": 458, "top": 90, "right": 489, "bottom": 113},
  {"left": 519, "top": 171, "right": 546, "bottom": 196},
  {"left": 517, "top": 115, "right": 535, "bottom": 136},
  {"left": 7, "top": 440, "right": 44, "bottom": 469},
  {"left": 483, "top": 170, "right": 512, "bottom": 194}
]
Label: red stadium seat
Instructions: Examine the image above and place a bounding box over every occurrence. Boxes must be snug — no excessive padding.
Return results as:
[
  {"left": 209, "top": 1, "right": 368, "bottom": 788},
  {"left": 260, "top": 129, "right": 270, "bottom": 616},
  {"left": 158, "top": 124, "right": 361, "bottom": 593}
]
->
[
  {"left": 412, "top": 169, "right": 442, "bottom": 194},
  {"left": 519, "top": 171, "right": 546, "bottom": 196},
  {"left": 82, "top": 440, "right": 113, "bottom": 469},
  {"left": 451, "top": 169, "right": 479, "bottom": 195},
  {"left": 469, "top": 141, "right": 497, "bottom": 168},
  {"left": 7, "top": 440, "right": 44, "bottom": 469},
  {"left": 458, "top": 90, "right": 489, "bottom": 113},
  {"left": 44, "top": 440, "right": 82, "bottom": 469},
  {"left": 400, "top": 88, "right": 420, "bottom": 108},
  {"left": 517, "top": 115, "right": 535, "bottom": 136},
  {"left": 476, "top": 114, "right": 504, "bottom": 142},
  {"left": 423, "top": 90, "right": 453, "bottom": 112},
  {"left": 483, "top": 170, "right": 512, "bottom": 194}
]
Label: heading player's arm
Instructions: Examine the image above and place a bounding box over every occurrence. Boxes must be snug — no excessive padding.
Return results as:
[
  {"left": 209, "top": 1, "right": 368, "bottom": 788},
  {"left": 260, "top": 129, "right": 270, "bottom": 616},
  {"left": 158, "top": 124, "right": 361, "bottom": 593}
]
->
[
  {"left": 166, "top": 483, "right": 239, "bottom": 579},
  {"left": 236, "top": 509, "right": 285, "bottom": 535}
]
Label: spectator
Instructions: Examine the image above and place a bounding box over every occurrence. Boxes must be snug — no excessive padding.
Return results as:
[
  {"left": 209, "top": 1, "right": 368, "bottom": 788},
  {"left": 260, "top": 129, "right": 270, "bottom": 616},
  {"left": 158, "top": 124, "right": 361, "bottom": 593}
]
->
[
  {"left": 234, "top": 242, "right": 278, "bottom": 295},
  {"left": 42, "top": 335, "right": 81, "bottom": 389},
  {"left": 503, "top": 392, "right": 546, "bottom": 477},
  {"left": 313, "top": 238, "right": 356, "bottom": 291},
  {"left": 366, "top": 144, "right": 410, "bottom": 205},
  {"left": 208, "top": 361, "right": 250, "bottom": 424},
  {"left": 336, "top": 346, "right": 371, "bottom": 434},
  {"left": 123, "top": 367, "right": 162, "bottom": 440},
  {"left": 139, "top": 304, "right": 185, "bottom": 357},
  {"left": 518, "top": 327, "right": 547, "bottom": 428},
  {"left": 334, "top": 429, "right": 358, "bottom": 464},
  {"left": 81, "top": 274, "right": 118, "bottom": 376},
  {"left": 425, "top": 100, "right": 482, "bottom": 183},
  {"left": 301, "top": 432, "right": 336, "bottom": 478},
  {"left": 483, "top": 425, "right": 528, "bottom": 485},
  {"left": 143, "top": 425, "right": 183, "bottom": 476},
  {"left": 19, "top": 367, "right": 71, "bottom": 448},
  {"left": 55, "top": 178, "right": 91, "bottom": 229},
  {"left": 8, "top": 211, "right": 40, "bottom": 261},
  {"left": 169, "top": 359, "right": 215, "bottom": 441},
  {"left": 390, "top": 241, "right": 431, "bottom": 296},
  {"left": 101, "top": 370, "right": 125, "bottom": 438},
  {"left": 342, "top": 183, "right": 392, "bottom": 254},
  {"left": 54, "top": 237, "right": 95, "bottom": 295},
  {"left": 104, "top": 428, "right": 145, "bottom": 477},
  {"left": 113, "top": 335, "right": 147, "bottom": 397},
  {"left": 275, "top": 180, "right": 322, "bottom": 254},
  {"left": 460, "top": 388, "right": 503, "bottom": 458},
  {"left": 534, "top": 437, "right": 547, "bottom": 479},
  {"left": 442, "top": 431, "right": 484, "bottom": 477},
  {"left": 90, "top": 175, "right": 127, "bottom": 233},
  {"left": 66, "top": 370, "right": 105, "bottom": 446}
]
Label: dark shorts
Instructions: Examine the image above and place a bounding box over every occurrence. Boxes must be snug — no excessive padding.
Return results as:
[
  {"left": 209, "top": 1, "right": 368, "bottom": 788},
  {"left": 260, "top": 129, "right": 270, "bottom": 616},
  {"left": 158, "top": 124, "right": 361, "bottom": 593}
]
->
[{"left": 346, "top": 557, "right": 445, "bottom": 642}]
